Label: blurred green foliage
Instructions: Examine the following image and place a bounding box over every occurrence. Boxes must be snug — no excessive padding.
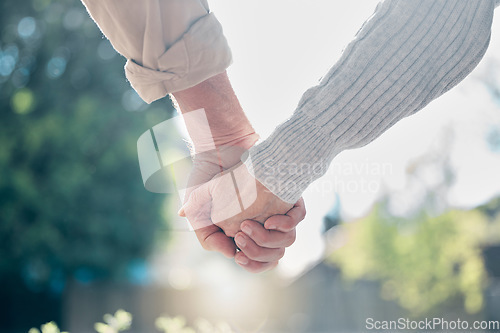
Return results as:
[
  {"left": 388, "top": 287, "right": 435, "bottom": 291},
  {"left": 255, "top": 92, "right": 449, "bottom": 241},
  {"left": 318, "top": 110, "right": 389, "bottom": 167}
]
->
[
  {"left": 328, "top": 126, "right": 500, "bottom": 317},
  {"left": 0, "top": 0, "right": 175, "bottom": 292},
  {"left": 329, "top": 203, "right": 500, "bottom": 316}
]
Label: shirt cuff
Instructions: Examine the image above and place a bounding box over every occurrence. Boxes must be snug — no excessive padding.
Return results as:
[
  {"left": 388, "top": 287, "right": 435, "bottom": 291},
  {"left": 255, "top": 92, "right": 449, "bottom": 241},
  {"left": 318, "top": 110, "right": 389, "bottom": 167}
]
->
[{"left": 125, "top": 12, "right": 232, "bottom": 104}]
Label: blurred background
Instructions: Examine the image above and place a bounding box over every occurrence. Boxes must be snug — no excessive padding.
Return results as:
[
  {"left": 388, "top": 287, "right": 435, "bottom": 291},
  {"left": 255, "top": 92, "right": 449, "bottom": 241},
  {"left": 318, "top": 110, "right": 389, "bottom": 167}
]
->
[{"left": 1, "top": 0, "right": 500, "bottom": 332}]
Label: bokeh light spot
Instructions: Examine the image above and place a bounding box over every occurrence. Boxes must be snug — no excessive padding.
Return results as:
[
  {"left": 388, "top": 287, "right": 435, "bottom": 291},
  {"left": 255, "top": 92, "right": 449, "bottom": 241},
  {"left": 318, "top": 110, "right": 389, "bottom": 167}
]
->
[
  {"left": 0, "top": 54, "right": 16, "bottom": 77},
  {"left": 46, "top": 56, "right": 66, "bottom": 79},
  {"left": 11, "top": 88, "right": 35, "bottom": 114},
  {"left": 18, "top": 17, "right": 37, "bottom": 38},
  {"left": 126, "top": 259, "right": 151, "bottom": 285},
  {"left": 0, "top": 44, "right": 19, "bottom": 77},
  {"left": 4, "top": 44, "right": 20, "bottom": 61}
]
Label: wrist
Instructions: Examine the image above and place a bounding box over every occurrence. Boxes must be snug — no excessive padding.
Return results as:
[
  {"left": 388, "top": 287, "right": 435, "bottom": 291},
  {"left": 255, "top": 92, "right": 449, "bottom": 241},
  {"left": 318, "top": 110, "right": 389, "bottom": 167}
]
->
[
  {"left": 192, "top": 132, "right": 259, "bottom": 170},
  {"left": 172, "top": 71, "right": 258, "bottom": 151}
]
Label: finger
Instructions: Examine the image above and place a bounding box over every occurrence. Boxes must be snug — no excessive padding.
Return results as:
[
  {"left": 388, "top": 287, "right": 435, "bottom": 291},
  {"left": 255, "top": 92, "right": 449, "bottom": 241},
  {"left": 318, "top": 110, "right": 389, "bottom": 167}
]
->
[
  {"left": 264, "top": 197, "right": 306, "bottom": 232},
  {"left": 234, "top": 232, "right": 285, "bottom": 262},
  {"left": 234, "top": 252, "right": 279, "bottom": 273},
  {"left": 195, "top": 224, "right": 237, "bottom": 258},
  {"left": 178, "top": 180, "right": 212, "bottom": 217},
  {"left": 241, "top": 220, "right": 296, "bottom": 248},
  {"left": 179, "top": 183, "right": 215, "bottom": 232}
]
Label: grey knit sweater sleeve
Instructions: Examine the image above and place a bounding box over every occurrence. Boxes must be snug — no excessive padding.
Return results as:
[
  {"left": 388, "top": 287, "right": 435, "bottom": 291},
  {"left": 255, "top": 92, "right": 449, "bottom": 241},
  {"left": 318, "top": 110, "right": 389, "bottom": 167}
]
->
[{"left": 245, "top": 0, "right": 496, "bottom": 203}]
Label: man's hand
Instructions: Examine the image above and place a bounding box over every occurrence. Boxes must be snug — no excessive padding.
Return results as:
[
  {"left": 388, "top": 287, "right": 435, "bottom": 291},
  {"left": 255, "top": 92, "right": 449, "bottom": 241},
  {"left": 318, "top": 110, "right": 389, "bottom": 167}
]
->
[
  {"left": 233, "top": 198, "right": 305, "bottom": 273},
  {"left": 179, "top": 162, "right": 305, "bottom": 272}
]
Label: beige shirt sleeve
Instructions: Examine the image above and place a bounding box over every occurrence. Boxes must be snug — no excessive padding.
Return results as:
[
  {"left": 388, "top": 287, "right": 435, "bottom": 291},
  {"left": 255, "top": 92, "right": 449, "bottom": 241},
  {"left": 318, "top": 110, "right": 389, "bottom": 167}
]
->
[{"left": 81, "top": 0, "right": 232, "bottom": 103}]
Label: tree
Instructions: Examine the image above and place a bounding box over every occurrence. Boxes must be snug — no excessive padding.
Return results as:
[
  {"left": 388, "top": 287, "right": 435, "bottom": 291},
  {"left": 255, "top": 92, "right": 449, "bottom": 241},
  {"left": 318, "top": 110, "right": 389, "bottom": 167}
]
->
[{"left": 0, "top": 0, "right": 174, "bottom": 328}]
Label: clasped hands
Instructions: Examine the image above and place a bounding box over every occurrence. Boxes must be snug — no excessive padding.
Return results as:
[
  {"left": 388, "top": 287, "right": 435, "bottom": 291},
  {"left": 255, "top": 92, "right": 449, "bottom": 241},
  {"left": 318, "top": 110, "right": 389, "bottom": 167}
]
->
[{"left": 178, "top": 136, "right": 305, "bottom": 273}]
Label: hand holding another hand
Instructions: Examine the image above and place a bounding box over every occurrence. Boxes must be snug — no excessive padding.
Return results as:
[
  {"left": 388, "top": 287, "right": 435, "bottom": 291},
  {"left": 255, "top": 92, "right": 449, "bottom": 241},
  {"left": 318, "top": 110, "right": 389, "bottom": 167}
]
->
[
  {"left": 232, "top": 197, "right": 305, "bottom": 273},
  {"left": 180, "top": 161, "right": 305, "bottom": 273},
  {"left": 172, "top": 72, "right": 305, "bottom": 272}
]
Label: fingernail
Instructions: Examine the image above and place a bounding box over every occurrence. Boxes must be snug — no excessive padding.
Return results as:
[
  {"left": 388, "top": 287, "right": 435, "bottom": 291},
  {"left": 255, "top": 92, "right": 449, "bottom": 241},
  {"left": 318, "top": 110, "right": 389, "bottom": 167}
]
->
[
  {"left": 266, "top": 224, "right": 277, "bottom": 230},
  {"left": 235, "top": 234, "right": 247, "bottom": 248},
  {"left": 236, "top": 256, "right": 248, "bottom": 265},
  {"left": 241, "top": 224, "right": 252, "bottom": 236}
]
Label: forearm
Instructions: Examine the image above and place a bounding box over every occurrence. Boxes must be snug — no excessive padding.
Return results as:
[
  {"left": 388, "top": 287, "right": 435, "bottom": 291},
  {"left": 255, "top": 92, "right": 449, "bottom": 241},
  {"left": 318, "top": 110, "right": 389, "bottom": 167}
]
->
[
  {"left": 247, "top": 0, "right": 495, "bottom": 203},
  {"left": 172, "top": 71, "right": 258, "bottom": 150},
  {"left": 171, "top": 71, "right": 259, "bottom": 176}
]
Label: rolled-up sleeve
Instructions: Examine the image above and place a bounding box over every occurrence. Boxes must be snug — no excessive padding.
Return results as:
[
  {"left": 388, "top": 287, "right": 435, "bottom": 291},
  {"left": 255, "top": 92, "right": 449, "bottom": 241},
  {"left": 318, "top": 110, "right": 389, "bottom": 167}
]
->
[{"left": 81, "top": 0, "right": 232, "bottom": 103}]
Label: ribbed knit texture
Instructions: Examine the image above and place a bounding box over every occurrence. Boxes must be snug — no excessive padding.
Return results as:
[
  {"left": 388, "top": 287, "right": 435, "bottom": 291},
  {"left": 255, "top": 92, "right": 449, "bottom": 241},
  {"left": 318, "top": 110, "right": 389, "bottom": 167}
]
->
[{"left": 246, "top": 0, "right": 496, "bottom": 203}]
